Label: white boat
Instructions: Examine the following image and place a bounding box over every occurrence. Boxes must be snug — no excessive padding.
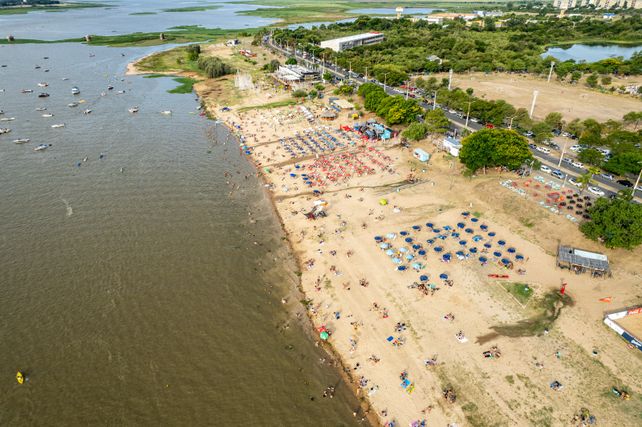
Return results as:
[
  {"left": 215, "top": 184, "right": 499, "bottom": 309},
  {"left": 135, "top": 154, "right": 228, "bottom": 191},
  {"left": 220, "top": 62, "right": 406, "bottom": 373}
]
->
[
  {"left": 38, "top": 93, "right": 50, "bottom": 98},
  {"left": 51, "top": 123, "right": 65, "bottom": 128},
  {"left": 83, "top": 109, "right": 92, "bottom": 115},
  {"left": 37, "top": 82, "right": 48, "bottom": 87},
  {"left": 0, "top": 117, "right": 15, "bottom": 121},
  {"left": 22, "top": 89, "right": 33, "bottom": 93},
  {"left": 13, "top": 138, "right": 30, "bottom": 144},
  {"left": 0, "top": 128, "right": 11, "bottom": 134},
  {"left": 68, "top": 102, "right": 79, "bottom": 108},
  {"left": 128, "top": 107, "right": 139, "bottom": 113},
  {"left": 62, "top": 77, "right": 69, "bottom": 81},
  {"left": 34, "top": 144, "right": 49, "bottom": 151},
  {"left": 71, "top": 86, "right": 80, "bottom": 95},
  {"left": 160, "top": 110, "right": 172, "bottom": 115},
  {"left": 0, "top": 110, "right": 4, "bottom": 115},
  {"left": 42, "top": 113, "right": 54, "bottom": 118},
  {"left": 35, "top": 107, "right": 47, "bottom": 111}
]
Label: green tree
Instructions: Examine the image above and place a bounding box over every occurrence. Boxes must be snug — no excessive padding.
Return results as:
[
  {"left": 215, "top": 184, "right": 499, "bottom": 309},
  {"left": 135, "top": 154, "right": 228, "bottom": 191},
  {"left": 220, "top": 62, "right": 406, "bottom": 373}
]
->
[
  {"left": 322, "top": 71, "right": 333, "bottom": 82},
  {"left": 402, "top": 122, "right": 428, "bottom": 141},
  {"left": 586, "top": 73, "right": 599, "bottom": 88},
  {"left": 197, "top": 56, "right": 234, "bottom": 78},
  {"left": 579, "top": 119, "right": 603, "bottom": 146},
  {"left": 424, "top": 109, "right": 450, "bottom": 134},
  {"left": 187, "top": 44, "right": 201, "bottom": 61},
  {"left": 601, "top": 75, "right": 612, "bottom": 86},
  {"left": 531, "top": 122, "right": 552, "bottom": 144},
  {"left": 564, "top": 118, "right": 584, "bottom": 137},
  {"left": 372, "top": 64, "right": 408, "bottom": 87},
  {"left": 292, "top": 89, "right": 307, "bottom": 98},
  {"left": 603, "top": 151, "right": 642, "bottom": 175},
  {"left": 263, "top": 59, "right": 280, "bottom": 72},
  {"left": 580, "top": 198, "right": 642, "bottom": 249},
  {"left": 512, "top": 108, "right": 532, "bottom": 130},
  {"left": 577, "top": 148, "right": 604, "bottom": 166},
  {"left": 623, "top": 111, "right": 642, "bottom": 130},
  {"left": 285, "top": 57, "right": 297, "bottom": 65},
  {"left": 459, "top": 129, "right": 532, "bottom": 173},
  {"left": 544, "top": 112, "right": 563, "bottom": 130}
]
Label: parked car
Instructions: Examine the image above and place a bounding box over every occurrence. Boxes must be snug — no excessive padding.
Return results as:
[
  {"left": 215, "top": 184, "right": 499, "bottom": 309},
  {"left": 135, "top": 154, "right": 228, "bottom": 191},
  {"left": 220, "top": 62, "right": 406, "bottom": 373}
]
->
[
  {"left": 571, "top": 160, "right": 584, "bottom": 169},
  {"left": 617, "top": 179, "right": 634, "bottom": 188},
  {"left": 470, "top": 117, "right": 479, "bottom": 123},
  {"left": 540, "top": 165, "right": 552, "bottom": 173},
  {"left": 528, "top": 143, "right": 537, "bottom": 149},
  {"left": 569, "top": 177, "right": 582, "bottom": 187},
  {"left": 549, "top": 143, "right": 561, "bottom": 151},
  {"left": 552, "top": 170, "right": 565, "bottom": 180},
  {"left": 561, "top": 157, "right": 573, "bottom": 165},
  {"left": 523, "top": 131, "right": 534, "bottom": 138},
  {"left": 569, "top": 145, "right": 582, "bottom": 152},
  {"left": 536, "top": 146, "right": 551, "bottom": 154},
  {"left": 588, "top": 186, "right": 605, "bottom": 197},
  {"left": 600, "top": 173, "right": 614, "bottom": 181}
]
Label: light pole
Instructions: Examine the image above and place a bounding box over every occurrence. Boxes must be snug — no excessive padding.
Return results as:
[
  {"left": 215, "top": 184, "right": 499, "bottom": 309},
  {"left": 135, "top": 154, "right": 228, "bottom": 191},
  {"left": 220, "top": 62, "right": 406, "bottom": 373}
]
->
[
  {"left": 557, "top": 140, "right": 568, "bottom": 168},
  {"left": 508, "top": 115, "right": 516, "bottom": 130},
  {"left": 383, "top": 73, "right": 389, "bottom": 92},
  {"left": 547, "top": 61, "right": 556, "bottom": 83},
  {"left": 465, "top": 101, "right": 472, "bottom": 128},
  {"left": 448, "top": 68, "right": 453, "bottom": 90},
  {"left": 365, "top": 66, "right": 368, "bottom": 81},
  {"left": 634, "top": 162, "right": 642, "bottom": 194},
  {"left": 529, "top": 90, "right": 539, "bottom": 119},
  {"left": 432, "top": 90, "right": 437, "bottom": 111},
  {"left": 348, "top": 61, "right": 352, "bottom": 83}
]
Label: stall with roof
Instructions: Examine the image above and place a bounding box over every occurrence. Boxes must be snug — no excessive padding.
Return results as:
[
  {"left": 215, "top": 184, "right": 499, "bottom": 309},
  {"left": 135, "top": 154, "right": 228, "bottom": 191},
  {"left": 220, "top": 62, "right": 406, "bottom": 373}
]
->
[{"left": 557, "top": 245, "right": 610, "bottom": 277}]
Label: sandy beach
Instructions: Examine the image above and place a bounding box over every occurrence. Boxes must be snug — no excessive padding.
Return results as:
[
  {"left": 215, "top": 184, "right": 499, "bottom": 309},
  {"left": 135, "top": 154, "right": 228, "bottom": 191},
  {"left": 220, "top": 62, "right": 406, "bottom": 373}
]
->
[{"left": 130, "top": 43, "right": 642, "bottom": 426}]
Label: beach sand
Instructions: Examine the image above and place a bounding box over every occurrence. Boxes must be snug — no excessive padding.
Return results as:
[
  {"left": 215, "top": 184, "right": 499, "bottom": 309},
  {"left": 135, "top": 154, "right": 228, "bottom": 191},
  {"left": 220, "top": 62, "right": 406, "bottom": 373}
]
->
[{"left": 130, "top": 43, "right": 642, "bottom": 426}]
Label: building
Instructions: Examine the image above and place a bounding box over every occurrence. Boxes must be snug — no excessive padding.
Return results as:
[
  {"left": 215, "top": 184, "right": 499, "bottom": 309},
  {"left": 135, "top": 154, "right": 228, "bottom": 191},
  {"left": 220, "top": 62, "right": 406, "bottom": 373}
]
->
[
  {"left": 319, "top": 32, "right": 384, "bottom": 52},
  {"left": 442, "top": 136, "right": 462, "bottom": 156},
  {"left": 225, "top": 39, "right": 240, "bottom": 47},
  {"left": 554, "top": 0, "right": 640, "bottom": 8},
  {"left": 274, "top": 65, "right": 319, "bottom": 87},
  {"left": 557, "top": 245, "right": 610, "bottom": 277},
  {"left": 423, "top": 12, "right": 478, "bottom": 25}
]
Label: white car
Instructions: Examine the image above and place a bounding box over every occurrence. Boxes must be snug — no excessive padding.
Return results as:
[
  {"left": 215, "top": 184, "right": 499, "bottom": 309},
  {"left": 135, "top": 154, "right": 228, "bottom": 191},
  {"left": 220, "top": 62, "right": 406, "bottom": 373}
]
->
[
  {"left": 588, "top": 186, "right": 605, "bottom": 197},
  {"left": 571, "top": 161, "right": 584, "bottom": 169},
  {"left": 568, "top": 177, "right": 582, "bottom": 187},
  {"left": 569, "top": 145, "right": 582, "bottom": 152},
  {"left": 536, "top": 146, "right": 551, "bottom": 154},
  {"left": 600, "top": 173, "right": 614, "bottom": 181},
  {"left": 540, "top": 165, "right": 552, "bottom": 173}
]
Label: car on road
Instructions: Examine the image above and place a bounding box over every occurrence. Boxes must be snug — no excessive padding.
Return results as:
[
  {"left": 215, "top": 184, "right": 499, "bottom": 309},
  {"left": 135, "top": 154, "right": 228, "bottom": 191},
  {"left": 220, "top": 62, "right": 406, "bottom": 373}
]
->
[
  {"left": 552, "top": 170, "right": 565, "bottom": 180},
  {"left": 561, "top": 157, "right": 573, "bottom": 165},
  {"left": 548, "top": 143, "right": 561, "bottom": 151},
  {"left": 470, "top": 117, "right": 479, "bottom": 123},
  {"left": 523, "top": 131, "right": 534, "bottom": 138},
  {"left": 617, "top": 179, "right": 634, "bottom": 188},
  {"left": 540, "top": 165, "right": 552, "bottom": 173},
  {"left": 588, "top": 186, "right": 605, "bottom": 197},
  {"left": 528, "top": 143, "right": 537, "bottom": 149},
  {"left": 600, "top": 173, "right": 614, "bottom": 181},
  {"left": 569, "top": 144, "right": 582, "bottom": 152},
  {"left": 536, "top": 146, "right": 551, "bottom": 154},
  {"left": 569, "top": 176, "right": 582, "bottom": 187},
  {"left": 571, "top": 160, "right": 584, "bottom": 169}
]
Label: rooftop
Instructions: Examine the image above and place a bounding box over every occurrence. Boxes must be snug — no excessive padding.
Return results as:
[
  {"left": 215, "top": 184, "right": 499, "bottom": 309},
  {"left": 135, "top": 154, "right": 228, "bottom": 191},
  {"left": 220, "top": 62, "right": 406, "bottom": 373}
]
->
[
  {"left": 321, "top": 32, "right": 382, "bottom": 44},
  {"left": 557, "top": 245, "right": 610, "bottom": 272}
]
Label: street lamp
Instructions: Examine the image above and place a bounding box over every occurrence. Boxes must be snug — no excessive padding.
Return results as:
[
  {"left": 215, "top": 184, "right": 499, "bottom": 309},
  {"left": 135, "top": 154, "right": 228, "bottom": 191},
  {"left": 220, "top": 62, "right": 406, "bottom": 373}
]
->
[
  {"left": 465, "top": 101, "right": 472, "bottom": 128},
  {"left": 383, "top": 73, "right": 389, "bottom": 91},
  {"left": 634, "top": 161, "right": 642, "bottom": 195},
  {"left": 557, "top": 140, "right": 569, "bottom": 168}
]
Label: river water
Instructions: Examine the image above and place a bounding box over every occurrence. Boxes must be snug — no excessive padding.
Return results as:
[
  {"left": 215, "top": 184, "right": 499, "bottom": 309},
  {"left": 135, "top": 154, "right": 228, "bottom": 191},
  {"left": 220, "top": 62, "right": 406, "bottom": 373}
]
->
[
  {"left": 0, "top": 4, "right": 360, "bottom": 426},
  {"left": 542, "top": 43, "right": 641, "bottom": 62}
]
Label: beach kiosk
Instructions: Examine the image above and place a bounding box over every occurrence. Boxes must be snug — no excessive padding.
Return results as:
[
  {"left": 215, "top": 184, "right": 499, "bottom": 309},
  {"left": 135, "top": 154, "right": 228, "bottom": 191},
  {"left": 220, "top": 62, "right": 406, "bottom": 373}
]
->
[
  {"left": 413, "top": 148, "right": 430, "bottom": 162},
  {"left": 557, "top": 245, "right": 610, "bottom": 277}
]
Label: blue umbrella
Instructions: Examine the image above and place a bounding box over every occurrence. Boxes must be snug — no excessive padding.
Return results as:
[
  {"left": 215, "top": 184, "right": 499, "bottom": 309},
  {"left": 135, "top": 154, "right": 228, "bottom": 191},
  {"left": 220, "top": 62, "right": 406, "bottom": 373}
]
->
[
  {"left": 442, "top": 253, "right": 452, "bottom": 261},
  {"left": 473, "top": 235, "right": 483, "bottom": 242},
  {"left": 386, "top": 233, "right": 396, "bottom": 239},
  {"left": 479, "top": 256, "right": 488, "bottom": 263},
  {"left": 289, "top": 173, "right": 297, "bottom": 177},
  {"left": 405, "top": 237, "right": 413, "bottom": 243},
  {"left": 439, "top": 273, "right": 448, "bottom": 280},
  {"left": 412, "top": 244, "right": 421, "bottom": 250},
  {"left": 419, "top": 275, "right": 429, "bottom": 282},
  {"left": 457, "top": 222, "right": 465, "bottom": 228},
  {"left": 412, "top": 262, "right": 422, "bottom": 270},
  {"left": 516, "top": 254, "right": 525, "bottom": 261},
  {"left": 488, "top": 232, "right": 496, "bottom": 237},
  {"left": 405, "top": 254, "right": 414, "bottom": 261},
  {"left": 456, "top": 250, "right": 465, "bottom": 257},
  {"left": 465, "top": 228, "right": 473, "bottom": 234},
  {"left": 501, "top": 258, "right": 511, "bottom": 265},
  {"left": 426, "top": 222, "right": 434, "bottom": 228},
  {"left": 374, "top": 236, "right": 383, "bottom": 242},
  {"left": 462, "top": 211, "right": 470, "bottom": 216},
  {"left": 452, "top": 232, "right": 460, "bottom": 238},
  {"left": 471, "top": 217, "right": 479, "bottom": 223},
  {"left": 295, "top": 164, "right": 301, "bottom": 169},
  {"left": 444, "top": 225, "right": 453, "bottom": 231},
  {"left": 484, "top": 243, "right": 492, "bottom": 248},
  {"left": 498, "top": 240, "right": 506, "bottom": 246},
  {"left": 418, "top": 250, "right": 426, "bottom": 256},
  {"left": 480, "top": 224, "right": 488, "bottom": 230},
  {"left": 470, "top": 247, "right": 478, "bottom": 253},
  {"left": 397, "top": 266, "right": 407, "bottom": 271},
  {"left": 412, "top": 225, "right": 421, "bottom": 230},
  {"left": 400, "top": 231, "right": 409, "bottom": 236},
  {"left": 426, "top": 239, "right": 434, "bottom": 245},
  {"left": 434, "top": 246, "right": 443, "bottom": 253},
  {"left": 493, "top": 251, "right": 502, "bottom": 257},
  {"left": 392, "top": 257, "right": 402, "bottom": 264},
  {"left": 459, "top": 240, "right": 467, "bottom": 246},
  {"left": 399, "top": 247, "right": 408, "bottom": 253},
  {"left": 385, "top": 249, "right": 395, "bottom": 256},
  {"left": 507, "top": 247, "right": 516, "bottom": 253},
  {"left": 433, "top": 228, "right": 441, "bottom": 233}
]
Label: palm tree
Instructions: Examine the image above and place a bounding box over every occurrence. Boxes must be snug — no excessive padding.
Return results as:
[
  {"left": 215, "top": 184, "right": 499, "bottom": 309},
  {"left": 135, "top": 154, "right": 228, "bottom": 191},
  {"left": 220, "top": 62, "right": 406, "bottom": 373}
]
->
[{"left": 578, "top": 166, "right": 601, "bottom": 194}]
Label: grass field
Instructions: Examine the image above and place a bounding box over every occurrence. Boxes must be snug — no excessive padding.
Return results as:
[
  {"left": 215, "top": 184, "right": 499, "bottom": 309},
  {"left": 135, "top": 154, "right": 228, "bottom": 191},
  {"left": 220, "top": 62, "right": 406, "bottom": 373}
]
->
[
  {"left": 168, "top": 77, "right": 199, "bottom": 94},
  {"left": 162, "top": 5, "right": 222, "bottom": 13},
  {"left": 237, "top": 99, "right": 298, "bottom": 112},
  {"left": 504, "top": 282, "right": 534, "bottom": 305},
  {"left": 136, "top": 46, "right": 202, "bottom": 73}
]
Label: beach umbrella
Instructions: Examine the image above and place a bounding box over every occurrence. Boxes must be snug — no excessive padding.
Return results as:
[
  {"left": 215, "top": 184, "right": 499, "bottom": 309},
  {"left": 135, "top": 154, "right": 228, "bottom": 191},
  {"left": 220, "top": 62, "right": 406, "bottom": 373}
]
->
[
  {"left": 480, "top": 224, "right": 488, "bottom": 230},
  {"left": 479, "top": 256, "right": 488, "bottom": 263},
  {"left": 418, "top": 250, "right": 426, "bottom": 256},
  {"left": 444, "top": 225, "right": 453, "bottom": 231},
  {"left": 471, "top": 217, "right": 479, "bottom": 223},
  {"left": 405, "top": 237, "right": 413, "bottom": 243},
  {"left": 493, "top": 251, "right": 502, "bottom": 257},
  {"left": 412, "top": 225, "right": 421, "bottom": 230},
  {"left": 405, "top": 254, "right": 414, "bottom": 261},
  {"left": 379, "top": 242, "right": 390, "bottom": 249},
  {"left": 426, "top": 239, "right": 434, "bottom": 245},
  {"left": 442, "top": 253, "right": 451, "bottom": 261},
  {"left": 498, "top": 240, "right": 506, "bottom": 246},
  {"left": 439, "top": 273, "right": 448, "bottom": 280},
  {"left": 385, "top": 249, "right": 395, "bottom": 256},
  {"left": 399, "top": 247, "right": 408, "bottom": 253},
  {"left": 434, "top": 246, "right": 443, "bottom": 253},
  {"left": 507, "top": 247, "right": 516, "bottom": 253},
  {"left": 392, "top": 257, "right": 402, "bottom": 264},
  {"left": 473, "top": 235, "right": 482, "bottom": 242},
  {"left": 397, "top": 265, "right": 407, "bottom": 271},
  {"left": 457, "top": 222, "right": 465, "bottom": 229},
  {"left": 516, "top": 254, "right": 525, "bottom": 261},
  {"left": 459, "top": 240, "right": 467, "bottom": 246},
  {"left": 386, "top": 233, "right": 396, "bottom": 239},
  {"left": 295, "top": 164, "right": 301, "bottom": 169},
  {"left": 462, "top": 211, "right": 470, "bottom": 216},
  {"left": 320, "top": 331, "right": 329, "bottom": 340},
  {"left": 289, "top": 173, "right": 297, "bottom": 177},
  {"left": 484, "top": 242, "right": 492, "bottom": 248},
  {"left": 488, "top": 232, "right": 496, "bottom": 237},
  {"left": 470, "top": 247, "right": 478, "bottom": 254},
  {"left": 419, "top": 275, "right": 429, "bottom": 282},
  {"left": 400, "top": 231, "right": 409, "bottom": 236},
  {"left": 374, "top": 236, "right": 383, "bottom": 242},
  {"left": 456, "top": 250, "right": 465, "bottom": 257},
  {"left": 465, "top": 228, "right": 473, "bottom": 234},
  {"left": 433, "top": 228, "right": 441, "bottom": 233},
  {"left": 426, "top": 222, "right": 434, "bottom": 228},
  {"left": 412, "top": 262, "right": 422, "bottom": 270},
  {"left": 501, "top": 258, "right": 511, "bottom": 265},
  {"left": 412, "top": 244, "right": 421, "bottom": 250}
]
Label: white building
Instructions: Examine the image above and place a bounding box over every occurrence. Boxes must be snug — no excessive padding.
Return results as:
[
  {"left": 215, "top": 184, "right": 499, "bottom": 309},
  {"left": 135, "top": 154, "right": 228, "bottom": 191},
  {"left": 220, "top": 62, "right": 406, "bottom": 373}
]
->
[{"left": 320, "top": 32, "right": 384, "bottom": 52}]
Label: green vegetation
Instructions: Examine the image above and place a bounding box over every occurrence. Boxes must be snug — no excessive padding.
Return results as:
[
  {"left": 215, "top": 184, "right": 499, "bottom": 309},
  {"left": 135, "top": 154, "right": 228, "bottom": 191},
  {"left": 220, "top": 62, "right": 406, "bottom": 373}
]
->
[
  {"left": 162, "top": 5, "right": 222, "bottom": 13},
  {"left": 129, "top": 12, "right": 157, "bottom": 16},
  {"left": 197, "top": 56, "right": 234, "bottom": 78},
  {"left": 136, "top": 46, "right": 202, "bottom": 73},
  {"left": 358, "top": 82, "right": 423, "bottom": 126},
  {"left": 0, "top": 1, "right": 106, "bottom": 15},
  {"left": 402, "top": 122, "right": 429, "bottom": 141},
  {"left": 168, "top": 77, "right": 198, "bottom": 94},
  {"left": 580, "top": 197, "right": 642, "bottom": 249},
  {"left": 402, "top": 109, "right": 450, "bottom": 140},
  {"left": 292, "top": 89, "right": 307, "bottom": 98},
  {"left": 504, "top": 282, "right": 534, "bottom": 305},
  {"left": 238, "top": 100, "right": 298, "bottom": 112},
  {"left": 270, "top": 15, "right": 642, "bottom": 78},
  {"left": 459, "top": 129, "right": 532, "bottom": 173}
]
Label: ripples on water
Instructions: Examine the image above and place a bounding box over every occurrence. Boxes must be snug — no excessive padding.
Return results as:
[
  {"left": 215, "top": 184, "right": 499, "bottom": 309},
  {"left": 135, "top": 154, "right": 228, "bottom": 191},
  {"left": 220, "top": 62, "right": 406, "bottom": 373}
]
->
[{"left": 0, "top": 43, "right": 359, "bottom": 425}]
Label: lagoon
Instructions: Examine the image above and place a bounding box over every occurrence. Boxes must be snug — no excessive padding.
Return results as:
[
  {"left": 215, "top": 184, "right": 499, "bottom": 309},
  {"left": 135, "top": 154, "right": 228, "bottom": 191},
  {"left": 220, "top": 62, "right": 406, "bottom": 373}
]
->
[{"left": 542, "top": 43, "right": 641, "bottom": 62}]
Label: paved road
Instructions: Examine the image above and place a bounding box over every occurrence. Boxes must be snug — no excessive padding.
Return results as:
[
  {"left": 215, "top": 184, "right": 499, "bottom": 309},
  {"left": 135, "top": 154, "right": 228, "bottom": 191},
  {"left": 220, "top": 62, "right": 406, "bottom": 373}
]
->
[{"left": 266, "top": 39, "right": 640, "bottom": 200}]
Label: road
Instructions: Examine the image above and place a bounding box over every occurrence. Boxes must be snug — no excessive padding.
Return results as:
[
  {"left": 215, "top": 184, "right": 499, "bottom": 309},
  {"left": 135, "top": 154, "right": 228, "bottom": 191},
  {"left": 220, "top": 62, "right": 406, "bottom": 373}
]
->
[{"left": 265, "top": 39, "right": 640, "bottom": 200}]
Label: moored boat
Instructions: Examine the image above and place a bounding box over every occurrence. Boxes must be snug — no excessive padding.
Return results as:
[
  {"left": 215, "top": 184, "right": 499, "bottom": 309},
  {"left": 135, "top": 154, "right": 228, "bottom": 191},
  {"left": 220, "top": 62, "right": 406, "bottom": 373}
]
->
[
  {"left": 83, "top": 109, "right": 92, "bottom": 115},
  {"left": 68, "top": 102, "right": 79, "bottom": 108},
  {"left": 128, "top": 106, "right": 139, "bottom": 113},
  {"left": 35, "top": 107, "right": 47, "bottom": 111},
  {"left": 34, "top": 144, "right": 49, "bottom": 151},
  {"left": 13, "top": 138, "right": 30, "bottom": 144},
  {"left": 0, "top": 117, "right": 15, "bottom": 121},
  {"left": 38, "top": 92, "right": 50, "bottom": 98},
  {"left": 161, "top": 110, "right": 172, "bottom": 115},
  {"left": 38, "top": 82, "right": 48, "bottom": 87},
  {"left": 0, "top": 128, "right": 11, "bottom": 134},
  {"left": 51, "top": 123, "right": 65, "bottom": 128},
  {"left": 22, "top": 89, "right": 33, "bottom": 93},
  {"left": 42, "top": 113, "right": 54, "bottom": 118},
  {"left": 71, "top": 86, "right": 80, "bottom": 95}
]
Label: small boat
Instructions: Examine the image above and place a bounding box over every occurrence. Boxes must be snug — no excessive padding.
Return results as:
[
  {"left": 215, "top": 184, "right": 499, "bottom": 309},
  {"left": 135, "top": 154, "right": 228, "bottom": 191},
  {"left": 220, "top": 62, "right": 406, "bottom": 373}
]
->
[
  {"left": 0, "top": 110, "right": 3, "bottom": 115},
  {"left": 35, "top": 65, "right": 41, "bottom": 69},
  {"left": 44, "top": 69, "right": 50, "bottom": 73},
  {"left": 68, "top": 102, "right": 79, "bottom": 108},
  {"left": 35, "top": 107, "right": 47, "bottom": 111},
  {"left": 37, "top": 82, "right": 48, "bottom": 87},
  {"left": 83, "top": 109, "right": 92, "bottom": 115},
  {"left": 43, "top": 56, "right": 49, "bottom": 59},
  {"left": 160, "top": 110, "right": 172, "bottom": 115},
  {"left": 22, "top": 89, "right": 33, "bottom": 93},
  {"left": 128, "top": 107, "right": 139, "bottom": 113},
  {"left": 62, "top": 77, "right": 69, "bottom": 81},
  {"left": 0, "top": 128, "right": 11, "bottom": 134},
  {"left": 0, "top": 117, "right": 15, "bottom": 121},
  {"left": 42, "top": 113, "right": 54, "bottom": 118},
  {"left": 107, "top": 85, "right": 114, "bottom": 91},
  {"left": 71, "top": 87, "right": 80, "bottom": 95},
  {"left": 100, "top": 92, "right": 106, "bottom": 96},
  {"left": 38, "top": 93, "right": 50, "bottom": 98},
  {"left": 51, "top": 123, "right": 65, "bottom": 128},
  {"left": 34, "top": 144, "right": 49, "bottom": 151},
  {"left": 16, "top": 371, "right": 24, "bottom": 385},
  {"left": 13, "top": 138, "right": 30, "bottom": 144},
  {"left": 117, "top": 90, "right": 125, "bottom": 94}
]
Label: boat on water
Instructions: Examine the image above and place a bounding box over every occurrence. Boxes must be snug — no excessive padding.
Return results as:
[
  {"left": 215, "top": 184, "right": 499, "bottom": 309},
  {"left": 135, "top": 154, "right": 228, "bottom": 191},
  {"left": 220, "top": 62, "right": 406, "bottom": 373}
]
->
[
  {"left": 0, "top": 117, "right": 15, "bottom": 121},
  {"left": 34, "top": 144, "right": 49, "bottom": 151},
  {"left": 68, "top": 102, "right": 79, "bottom": 108},
  {"left": 107, "top": 85, "right": 114, "bottom": 91},
  {"left": 34, "top": 65, "right": 41, "bottom": 69},
  {"left": 38, "top": 93, "right": 50, "bottom": 98},
  {"left": 22, "top": 89, "right": 33, "bottom": 93},
  {"left": 42, "top": 113, "right": 54, "bottom": 118},
  {"left": 161, "top": 110, "right": 172, "bottom": 115},
  {"left": 0, "top": 110, "right": 3, "bottom": 115},
  {"left": 71, "top": 86, "right": 80, "bottom": 95},
  {"left": 37, "top": 82, "right": 48, "bottom": 87},
  {"left": 13, "top": 138, "right": 30, "bottom": 144},
  {"left": 51, "top": 124, "right": 65, "bottom": 128},
  {"left": 35, "top": 107, "right": 47, "bottom": 111},
  {"left": 0, "top": 128, "right": 11, "bottom": 134},
  {"left": 83, "top": 109, "right": 92, "bottom": 115},
  {"left": 128, "top": 107, "right": 139, "bottom": 113},
  {"left": 16, "top": 372, "right": 24, "bottom": 384}
]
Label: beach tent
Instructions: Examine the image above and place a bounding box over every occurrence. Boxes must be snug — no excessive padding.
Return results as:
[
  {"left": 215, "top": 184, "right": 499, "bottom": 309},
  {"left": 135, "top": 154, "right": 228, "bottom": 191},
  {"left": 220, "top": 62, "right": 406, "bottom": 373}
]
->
[{"left": 413, "top": 148, "right": 430, "bottom": 162}]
